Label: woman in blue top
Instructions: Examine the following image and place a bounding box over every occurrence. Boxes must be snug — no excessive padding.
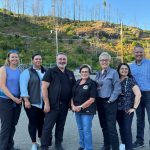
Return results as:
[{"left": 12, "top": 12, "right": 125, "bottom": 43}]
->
[
  {"left": 117, "top": 63, "right": 141, "bottom": 150},
  {"left": 0, "top": 50, "right": 22, "bottom": 150}
]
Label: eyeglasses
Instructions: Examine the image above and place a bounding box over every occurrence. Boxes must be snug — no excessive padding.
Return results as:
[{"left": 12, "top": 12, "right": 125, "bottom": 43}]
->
[
  {"left": 81, "top": 71, "right": 89, "bottom": 73},
  {"left": 100, "top": 59, "right": 109, "bottom": 62}
]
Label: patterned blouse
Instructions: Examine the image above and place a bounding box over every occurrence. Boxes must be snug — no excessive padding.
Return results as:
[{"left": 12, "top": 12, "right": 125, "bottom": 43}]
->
[{"left": 117, "top": 77, "right": 137, "bottom": 111}]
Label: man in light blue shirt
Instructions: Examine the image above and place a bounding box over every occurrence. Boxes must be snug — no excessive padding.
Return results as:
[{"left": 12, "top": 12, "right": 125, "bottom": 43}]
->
[{"left": 130, "top": 45, "right": 150, "bottom": 149}]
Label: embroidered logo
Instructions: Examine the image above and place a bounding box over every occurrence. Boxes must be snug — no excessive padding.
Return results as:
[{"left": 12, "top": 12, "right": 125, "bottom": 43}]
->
[{"left": 83, "top": 85, "right": 88, "bottom": 90}]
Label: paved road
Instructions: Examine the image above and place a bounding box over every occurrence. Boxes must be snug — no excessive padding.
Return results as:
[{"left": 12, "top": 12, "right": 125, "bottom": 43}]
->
[{"left": 11, "top": 108, "right": 149, "bottom": 150}]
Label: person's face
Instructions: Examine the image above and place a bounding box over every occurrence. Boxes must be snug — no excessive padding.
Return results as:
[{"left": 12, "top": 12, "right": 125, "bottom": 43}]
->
[
  {"left": 8, "top": 53, "right": 19, "bottom": 66},
  {"left": 134, "top": 47, "right": 144, "bottom": 62},
  {"left": 119, "top": 65, "right": 129, "bottom": 77},
  {"left": 56, "top": 54, "right": 67, "bottom": 69},
  {"left": 99, "top": 56, "right": 110, "bottom": 69},
  {"left": 32, "top": 55, "right": 42, "bottom": 68},
  {"left": 80, "top": 67, "right": 90, "bottom": 80}
]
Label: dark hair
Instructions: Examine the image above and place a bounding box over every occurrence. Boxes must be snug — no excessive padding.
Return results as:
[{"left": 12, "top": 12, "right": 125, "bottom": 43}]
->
[
  {"left": 117, "top": 63, "right": 133, "bottom": 78},
  {"left": 79, "top": 64, "right": 92, "bottom": 74},
  {"left": 32, "top": 53, "right": 42, "bottom": 60}
]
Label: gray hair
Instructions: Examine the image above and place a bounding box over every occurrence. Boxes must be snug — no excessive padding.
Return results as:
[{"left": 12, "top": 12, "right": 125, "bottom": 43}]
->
[{"left": 99, "top": 52, "right": 111, "bottom": 61}]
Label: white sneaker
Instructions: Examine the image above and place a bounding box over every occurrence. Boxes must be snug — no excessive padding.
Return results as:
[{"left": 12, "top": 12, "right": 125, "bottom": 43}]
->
[
  {"left": 119, "top": 144, "right": 125, "bottom": 150},
  {"left": 37, "top": 138, "right": 41, "bottom": 146},
  {"left": 31, "top": 143, "right": 38, "bottom": 150}
]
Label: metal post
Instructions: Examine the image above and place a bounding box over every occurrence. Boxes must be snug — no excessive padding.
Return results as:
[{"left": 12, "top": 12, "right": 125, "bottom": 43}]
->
[{"left": 55, "top": 28, "right": 59, "bottom": 55}]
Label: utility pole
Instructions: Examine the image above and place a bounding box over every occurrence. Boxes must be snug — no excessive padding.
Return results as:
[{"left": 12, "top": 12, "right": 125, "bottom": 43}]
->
[{"left": 120, "top": 22, "right": 124, "bottom": 62}]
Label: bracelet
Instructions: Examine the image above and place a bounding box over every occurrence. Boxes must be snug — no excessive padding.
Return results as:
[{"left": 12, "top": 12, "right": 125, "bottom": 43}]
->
[{"left": 133, "top": 107, "right": 136, "bottom": 110}]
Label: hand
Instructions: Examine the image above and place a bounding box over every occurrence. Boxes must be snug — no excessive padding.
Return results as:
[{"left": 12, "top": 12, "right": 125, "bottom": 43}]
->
[
  {"left": 24, "top": 100, "right": 31, "bottom": 109},
  {"left": 127, "top": 108, "right": 135, "bottom": 115},
  {"left": 44, "top": 102, "right": 50, "bottom": 113},
  {"left": 74, "top": 106, "right": 82, "bottom": 112},
  {"left": 13, "top": 97, "right": 22, "bottom": 104}
]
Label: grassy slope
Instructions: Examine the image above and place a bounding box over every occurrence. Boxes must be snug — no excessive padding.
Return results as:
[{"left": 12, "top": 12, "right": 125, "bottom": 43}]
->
[{"left": 0, "top": 9, "right": 150, "bottom": 68}]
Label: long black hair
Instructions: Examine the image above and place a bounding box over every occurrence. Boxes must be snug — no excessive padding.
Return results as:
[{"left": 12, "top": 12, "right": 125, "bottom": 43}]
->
[{"left": 117, "top": 63, "right": 133, "bottom": 78}]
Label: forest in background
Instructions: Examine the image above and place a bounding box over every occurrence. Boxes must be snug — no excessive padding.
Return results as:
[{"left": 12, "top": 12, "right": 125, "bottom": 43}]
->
[{"left": 0, "top": 0, "right": 150, "bottom": 69}]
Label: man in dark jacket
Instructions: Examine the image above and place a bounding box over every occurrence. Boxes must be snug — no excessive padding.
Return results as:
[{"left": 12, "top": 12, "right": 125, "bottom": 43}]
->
[{"left": 41, "top": 52, "right": 76, "bottom": 150}]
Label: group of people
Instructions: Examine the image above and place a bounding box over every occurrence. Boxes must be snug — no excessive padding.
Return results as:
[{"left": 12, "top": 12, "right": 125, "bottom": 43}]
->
[{"left": 0, "top": 45, "right": 150, "bottom": 150}]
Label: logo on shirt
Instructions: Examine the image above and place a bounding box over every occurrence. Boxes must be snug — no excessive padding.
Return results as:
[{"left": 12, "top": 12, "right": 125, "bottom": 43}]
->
[{"left": 83, "top": 85, "right": 88, "bottom": 90}]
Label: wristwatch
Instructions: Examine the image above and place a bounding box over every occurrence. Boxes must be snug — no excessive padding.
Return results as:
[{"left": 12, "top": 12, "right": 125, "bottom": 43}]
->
[{"left": 80, "top": 106, "right": 84, "bottom": 110}]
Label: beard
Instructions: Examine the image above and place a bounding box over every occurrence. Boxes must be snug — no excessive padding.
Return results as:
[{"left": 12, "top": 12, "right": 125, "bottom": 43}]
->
[{"left": 57, "top": 63, "right": 67, "bottom": 69}]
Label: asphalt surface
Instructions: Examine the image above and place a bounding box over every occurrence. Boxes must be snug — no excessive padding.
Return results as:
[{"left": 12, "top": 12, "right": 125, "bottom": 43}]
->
[{"left": 11, "top": 108, "right": 149, "bottom": 150}]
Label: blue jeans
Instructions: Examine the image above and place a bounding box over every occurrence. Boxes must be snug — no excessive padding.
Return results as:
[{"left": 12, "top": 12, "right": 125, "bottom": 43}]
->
[
  {"left": 75, "top": 113, "right": 94, "bottom": 150},
  {"left": 136, "top": 91, "right": 150, "bottom": 143}
]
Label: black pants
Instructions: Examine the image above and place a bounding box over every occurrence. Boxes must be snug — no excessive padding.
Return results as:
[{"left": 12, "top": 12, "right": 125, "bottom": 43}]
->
[
  {"left": 0, "top": 98, "right": 21, "bottom": 150},
  {"left": 25, "top": 105, "right": 45, "bottom": 142},
  {"left": 96, "top": 99, "right": 119, "bottom": 150},
  {"left": 41, "top": 103, "right": 68, "bottom": 148},
  {"left": 117, "top": 110, "right": 134, "bottom": 150}
]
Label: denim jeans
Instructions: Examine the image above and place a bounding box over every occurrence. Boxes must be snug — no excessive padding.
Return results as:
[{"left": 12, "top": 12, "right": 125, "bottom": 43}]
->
[
  {"left": 117, "top": 110, "right": 134, "bottom": 150},
  {"left": 136, "top": 91, "right": 150, "bottom": 143},
  {"left": 75, "top": 113, "right": 94, "bottom": 150}
]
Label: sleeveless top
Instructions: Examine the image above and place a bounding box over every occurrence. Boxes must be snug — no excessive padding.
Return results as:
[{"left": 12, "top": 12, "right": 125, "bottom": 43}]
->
[{"left": 0, "top": 66, "right": 20, "bottom": 99}]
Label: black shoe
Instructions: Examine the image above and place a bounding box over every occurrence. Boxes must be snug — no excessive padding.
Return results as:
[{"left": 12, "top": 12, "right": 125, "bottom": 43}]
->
[
  {"left": 133, "top": 141, "right": 144, "bottom": 149},
  {"left": 40, "top": 147, "right": 48, "bottom": 150},
  {"left": 78, "top": 147, "right": 84, "bottom": 150},
  {"left": 55, "top": 144, "right": 64, "bottom": 150}
]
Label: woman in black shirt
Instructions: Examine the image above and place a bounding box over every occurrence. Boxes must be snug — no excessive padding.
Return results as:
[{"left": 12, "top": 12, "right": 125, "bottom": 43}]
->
[
  {"left": 117, "top": 63, "right": 141, "bottom": 150},
  {"left": 71, "top": 64, "right": 97, "bottom": 150}
]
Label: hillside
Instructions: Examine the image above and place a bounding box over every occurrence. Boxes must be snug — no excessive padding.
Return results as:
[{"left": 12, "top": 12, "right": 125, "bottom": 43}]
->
[{"left": 0, "top": 9, "right": 150, "bottom": 69}]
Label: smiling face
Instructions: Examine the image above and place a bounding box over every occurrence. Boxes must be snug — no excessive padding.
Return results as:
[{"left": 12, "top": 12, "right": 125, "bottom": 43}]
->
[
  {"left": 80, "top": 67, "right": 90, "bottom": 80},
  {"left": 32, "top": 55, "right": 42, "bottom": 68},
  {"left": 56, "top": 54, "right": 67, "bottom": 69},
  {"left": 134, "top": 47, "right": 144, "bottom": 62},
  {"left": 99, "top": 56, "right": 110, "bottom": 70},
  {"left": 119, "top": 65, "right": 129, "bottom": 78},
  {"left": 8, "top": 53, "right": 19, "bottom": 66}
]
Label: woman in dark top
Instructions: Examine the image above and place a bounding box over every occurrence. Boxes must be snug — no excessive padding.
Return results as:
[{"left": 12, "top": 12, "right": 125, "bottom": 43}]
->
[
  {"left": 117, "top": 63, "right": 141, "bottom": 150},
  {"left": 71, "top": 64, "right": 97, "bottom": 150}
]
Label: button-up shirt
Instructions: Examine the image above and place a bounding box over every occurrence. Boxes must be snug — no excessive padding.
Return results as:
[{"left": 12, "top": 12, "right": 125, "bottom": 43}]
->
[
  {"left": 95, "top": 67, "right": 121, "bottom": 102},
  {"left": 130, "top": 58, "right": 150, "bottom": 91}
]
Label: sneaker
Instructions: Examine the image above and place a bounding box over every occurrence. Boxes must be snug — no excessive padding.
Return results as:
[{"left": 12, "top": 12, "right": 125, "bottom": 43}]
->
[
  {"left": 119, "top": 144, "right": 125, "bottom": 150},
  {"left": 133, "top": 141, "right": 144, "bottom": 149},
  {"left": 31, "top": 143, "right": 38, "bottom": 150},
  {"left": 37, "top": 138, "right": 41, "bottom": 147}
]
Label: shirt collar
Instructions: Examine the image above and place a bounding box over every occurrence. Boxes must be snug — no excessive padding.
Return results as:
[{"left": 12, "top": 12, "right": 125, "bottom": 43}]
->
[{"left": 134, "top": 58, "right": 146, "bottom": 66}]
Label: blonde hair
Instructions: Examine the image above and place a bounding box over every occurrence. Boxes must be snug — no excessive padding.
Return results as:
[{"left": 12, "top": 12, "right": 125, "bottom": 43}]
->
[
  {"left": 4, "top": 52, "right": 20, "bottom": 66},
  {"left": 99, "top": 52, "right": 111, "bottom": 61}
]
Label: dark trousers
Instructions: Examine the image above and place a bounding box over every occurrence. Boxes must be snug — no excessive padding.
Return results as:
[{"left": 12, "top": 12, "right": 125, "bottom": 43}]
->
[
  {"left": 0, "top": 98, "right": 21, "bottom": 150},
  {"left": 96, "top": 99, "right": 119, "bottom": 150},
  {"left": 136, "top": 91, "right": 150, "bottom": 143},
  {"left": 41, "top": 103, "right": 68, "bottom": 148},
  {"left": 117, "top": 110, "right": 134, "bottom": 150},
  {"left": 25, "top": 105, "right": 45, "bottom": 142}
]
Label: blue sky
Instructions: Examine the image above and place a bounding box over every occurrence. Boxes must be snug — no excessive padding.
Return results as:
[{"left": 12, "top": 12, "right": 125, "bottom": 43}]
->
[{"left": 0, "top": 0, "right": 149, "bottom": 30}]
